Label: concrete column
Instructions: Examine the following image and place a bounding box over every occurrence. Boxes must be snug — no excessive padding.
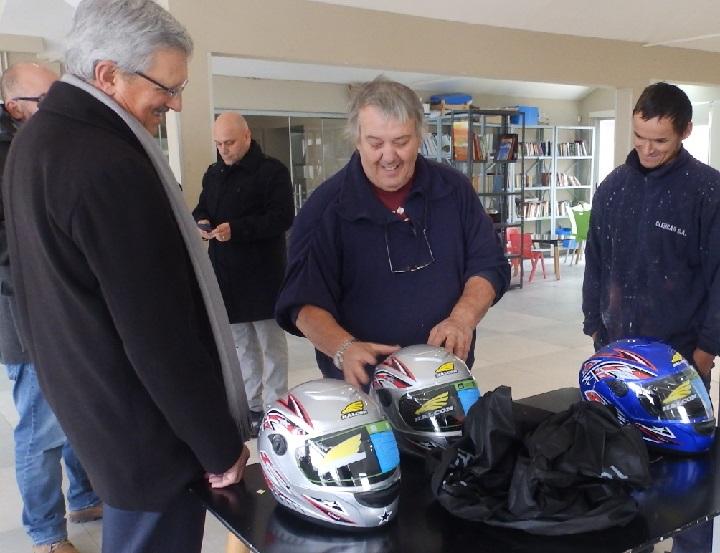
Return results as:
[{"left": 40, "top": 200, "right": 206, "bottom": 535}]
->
[
  {"left": 163, "top": 0, "right": 216, "bottom": 208},
  {"left": 614, "top": 87, "right": 638, "bottom": 167}
]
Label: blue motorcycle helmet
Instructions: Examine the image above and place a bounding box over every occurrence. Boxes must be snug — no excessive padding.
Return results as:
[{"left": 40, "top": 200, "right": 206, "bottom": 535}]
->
[{"left": 579, "top": 338, "right": 715, "bottom": 454}]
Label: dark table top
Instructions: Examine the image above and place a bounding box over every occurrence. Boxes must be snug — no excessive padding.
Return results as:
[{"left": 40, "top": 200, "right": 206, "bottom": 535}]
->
[{"left": 192, "top": 388, "right": 720, "bottom": 553}]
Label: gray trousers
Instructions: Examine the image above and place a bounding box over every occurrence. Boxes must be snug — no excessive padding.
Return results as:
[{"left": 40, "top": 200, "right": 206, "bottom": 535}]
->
[{"left": 231, "top": 319, "right": 288, "bottom": 412}]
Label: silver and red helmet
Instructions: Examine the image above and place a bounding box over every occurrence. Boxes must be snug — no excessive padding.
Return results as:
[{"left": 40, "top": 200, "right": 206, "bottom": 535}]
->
[
  {"left": 258, "top": 379, "right": 401, "bottom": 529},
  {"left": 370, "top": 345, "right": 481, "bottom": 454}
]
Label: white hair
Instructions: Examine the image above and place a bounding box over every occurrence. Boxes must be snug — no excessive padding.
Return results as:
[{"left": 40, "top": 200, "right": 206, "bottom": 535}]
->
[
  {"left": 346, "top": 76, "right": 425, "bottom": 144},
  {"left": 65, "top": 0, "right": 193, "bottom": 80}
]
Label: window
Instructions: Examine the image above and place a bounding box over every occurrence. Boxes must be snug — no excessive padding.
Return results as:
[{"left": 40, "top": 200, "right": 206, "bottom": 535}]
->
[{"left": 597, "top": 119, "right": 615, "bottom": 184}]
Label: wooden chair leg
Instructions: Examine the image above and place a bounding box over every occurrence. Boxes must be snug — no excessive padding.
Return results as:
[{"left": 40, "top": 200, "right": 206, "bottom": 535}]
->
[
  {"left": 539, "top": 254, "right": 546, "bottom": 279},
  {"left": 576, "top": 241, "right": 585, "bottom": 264},
  {"left": 226, "top": 533, "right": 250, "bottom": 553}
]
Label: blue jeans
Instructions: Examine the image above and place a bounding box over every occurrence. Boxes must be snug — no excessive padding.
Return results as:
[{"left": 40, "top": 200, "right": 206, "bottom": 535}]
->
[{"left": 6, "top": 363, "right": 100, "bottom": 546}]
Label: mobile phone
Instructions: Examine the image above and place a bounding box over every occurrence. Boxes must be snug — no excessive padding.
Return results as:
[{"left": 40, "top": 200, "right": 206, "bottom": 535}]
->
[{"left": 197, "top": 222, "right": 213, "bottom": 231}]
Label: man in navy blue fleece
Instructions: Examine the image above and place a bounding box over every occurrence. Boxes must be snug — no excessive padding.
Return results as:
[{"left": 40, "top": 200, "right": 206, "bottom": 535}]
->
[
  {"left": 583, "top": 82, "right": 720, "bottom": 384},
  {"left": 584, "top": 83, "right": 720, "bottom": 553},
  {"left": 276, "top": 77, "right": 510, "bottom": 387}
]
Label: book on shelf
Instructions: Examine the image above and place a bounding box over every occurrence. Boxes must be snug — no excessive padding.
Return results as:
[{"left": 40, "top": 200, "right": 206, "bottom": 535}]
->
[
  {"left": 420, "top": 133, "right": 438, "bottom": 158},
  {"left": 517, "top": 172, "right": 552, "bottom": 188},
  {"left": 557, "top": 200, "right": 571, "bottom": 216},
  {"left": 452, "top": 121, "right": 469, "bottom": 161},
  {"left": 521, "top": 198, "right": 550, "bottom": 219},
  {"left": 521, "top": 141, "right": 553, "bottom": 157},
  {"left": 495, "top": 133, "right": 518, "bottom": 161},
  {"left": 556, "top": 172, "right": 583, "bottom": 187},
  {"left": 557, "top": 140, "right": 588, "bottom": 156},
  {"left": 451, "top": 121, "right": 484, "bottom": 161}
]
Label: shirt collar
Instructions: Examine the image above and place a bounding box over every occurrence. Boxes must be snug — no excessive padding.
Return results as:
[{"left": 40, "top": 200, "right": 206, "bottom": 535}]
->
[{"left": 336, "top": 152, "right": 451, "bottom": 223}]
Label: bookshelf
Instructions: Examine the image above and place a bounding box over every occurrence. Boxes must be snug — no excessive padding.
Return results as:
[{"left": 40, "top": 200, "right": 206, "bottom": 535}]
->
[
  {"left": 509, "top": 124, "right": 596, "bottom": 234},
  {"left": 424, "top": 108, "right": 526, "bottom": 287},
  {"left": 554, "top": 126, "right": 595, "bottom": 232}
]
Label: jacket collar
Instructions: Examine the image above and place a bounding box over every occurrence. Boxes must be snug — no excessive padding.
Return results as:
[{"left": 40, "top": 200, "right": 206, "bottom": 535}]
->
[
  {"left": 625, "top": 146, "right": 691, "bottom": 179},
  {"left": 336, "top": 152, "right": 452, "bottom": 223},
  {"left": 0, "top": 106, "right": 16, "bottom": 144},
  {"left": 213, "top": 140, "right": 264, "bottom": 174},
  {"left": 39, "top": 80, "right": 145, "bottom": 154}
]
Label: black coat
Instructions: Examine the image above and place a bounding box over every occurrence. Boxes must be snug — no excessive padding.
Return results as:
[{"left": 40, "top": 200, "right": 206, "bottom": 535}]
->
[
  {"left": 0, "top": 106, "right": 27, "bottom": 364},
  {"left": 2, "top": 81, "right": 243, "bottom": 510},
  {"left": 193, "top": 141, "right": 294, "bottom": 323}
]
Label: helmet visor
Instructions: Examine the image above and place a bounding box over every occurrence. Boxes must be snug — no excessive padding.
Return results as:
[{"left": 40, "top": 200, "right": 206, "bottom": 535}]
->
[
  {"left": 296, "top": 420, "right": 399, "bottom": 488},
  {"left": 633, "top": 367, "right": 714, "bottom": 422},
  {"left": 397, "top": 378, "right": 480, "bottom": 433}
]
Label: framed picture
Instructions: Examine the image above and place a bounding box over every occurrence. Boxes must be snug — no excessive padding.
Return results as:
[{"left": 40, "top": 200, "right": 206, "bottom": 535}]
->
[{"left": 495, "top": 133, "right": 518, "bottom": 161}]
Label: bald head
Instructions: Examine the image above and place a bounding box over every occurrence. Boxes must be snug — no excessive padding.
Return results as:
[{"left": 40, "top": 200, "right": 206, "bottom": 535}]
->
[
  {"left": 1, "top": 63, "right": 57, "bottom": 123},
  {"left": 213, "top": 112, "right": 252, "bottom": 165}
]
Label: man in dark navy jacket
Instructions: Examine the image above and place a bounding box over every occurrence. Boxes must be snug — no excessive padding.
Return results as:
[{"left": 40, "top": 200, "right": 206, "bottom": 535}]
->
[
  {"left": 583, "top": 82, "right": 720, "bottom": 384},
  {"left": 275, "top": 78, "right": 510, "bottom": 387}
]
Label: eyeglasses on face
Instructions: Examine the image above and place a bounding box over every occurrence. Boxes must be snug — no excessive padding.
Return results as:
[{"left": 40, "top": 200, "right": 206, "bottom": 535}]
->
[
  {"left": 11, "top": 94, "right": 46, "bottom": 104},
  {"left": 134, "top": 71, "right": 188, "bottom": 98}
]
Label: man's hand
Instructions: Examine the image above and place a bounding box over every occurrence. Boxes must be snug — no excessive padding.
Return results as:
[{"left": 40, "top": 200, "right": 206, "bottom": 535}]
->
[
  {"left": 196, "top": 219, "right": 213, "bottom": 241},
  {"left": 428, "top": 317, "right": 473, "bottom": 361},
  {"left": 206, "top": 444, "right": 250, "bottom": 489},
  {"left": 428, "top": 276, "right": 494, "bottom": 361},
  {"left": 341, "top": 342, "right": 400, "bottom": 388},
  {"left": 693, "top": 348, "right": 715, "bottom": 381},
  {"left": 211, "top": 222, "right": 231, "bottom": 242}
]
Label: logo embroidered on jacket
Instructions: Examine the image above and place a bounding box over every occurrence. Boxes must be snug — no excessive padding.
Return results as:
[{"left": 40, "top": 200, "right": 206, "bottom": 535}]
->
[{"left": 655, "top": 220, "right": 687, "bottom": 237}]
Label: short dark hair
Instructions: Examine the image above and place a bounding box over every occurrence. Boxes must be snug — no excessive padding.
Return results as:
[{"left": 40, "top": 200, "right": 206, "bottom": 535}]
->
[{"left": 633, "top": 82, "right": 692, "bottom": 135}]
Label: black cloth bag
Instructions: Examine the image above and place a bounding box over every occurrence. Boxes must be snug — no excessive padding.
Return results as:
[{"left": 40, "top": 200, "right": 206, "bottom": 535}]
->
[{"left": 431, "top": 386, "right": 651, "bottom": 535}]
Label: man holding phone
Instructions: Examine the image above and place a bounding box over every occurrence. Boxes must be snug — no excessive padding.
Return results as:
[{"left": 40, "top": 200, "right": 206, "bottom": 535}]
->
[{"left": 193, "top": 112, "right": 294, "bottom": 436}]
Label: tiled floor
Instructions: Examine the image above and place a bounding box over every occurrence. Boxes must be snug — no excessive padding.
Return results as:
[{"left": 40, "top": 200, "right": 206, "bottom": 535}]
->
[{"left": 0, "top": 262, "right": 710, "bottom": 551}]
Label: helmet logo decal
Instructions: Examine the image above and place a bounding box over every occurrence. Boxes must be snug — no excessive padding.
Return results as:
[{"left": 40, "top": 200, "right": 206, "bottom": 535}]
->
[
  {"left": 413, "top": 391, "right": 454, "bottom": 422},
  {"left": 663, "top": 381, "right": 693, "bottom": 405},
  {"left": 315, "top": 433, "right": 367, "bottom": 471},
  {"left": 340, "top": 400, "right": 368, "bottom": 420},
  {"left": 378, "top": 508, "right": 393, "bottom": 523},
  {"left": 671, "top": 351, "right": 684, "bottom": 365},
  {"left": 277, "top": 394, "right": 314, "bottom": 429},
  {"left": 435, "top": 361, "right": 457, "bottom": 378}
]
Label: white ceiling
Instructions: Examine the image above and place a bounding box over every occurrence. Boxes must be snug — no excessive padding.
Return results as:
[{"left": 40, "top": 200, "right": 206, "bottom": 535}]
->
[
  {"left": 308, "top": 0, "right": 720, "bottom": 52},
  {"left": 2, "top": 0, "right": 720, "bottom": 100}
]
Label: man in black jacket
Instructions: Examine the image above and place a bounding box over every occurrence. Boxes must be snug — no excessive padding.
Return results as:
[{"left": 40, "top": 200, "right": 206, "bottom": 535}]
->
[
  {"left": 583, "top": 82, "right": 720, "bottom": 382},
  {"left": 0, "top": 62, "right": 101, "bottom": 553},
  {"left": 193, "top": 112, "right": 294, "bottom": 436},
  {"left": 2, "top": 2, "right": 249, "bottom": 553}
]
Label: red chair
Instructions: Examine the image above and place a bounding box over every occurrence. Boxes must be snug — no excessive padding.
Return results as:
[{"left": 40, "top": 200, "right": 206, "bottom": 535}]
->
[{"left": 508, "top": 232, "right": 546, "bottom": 282}]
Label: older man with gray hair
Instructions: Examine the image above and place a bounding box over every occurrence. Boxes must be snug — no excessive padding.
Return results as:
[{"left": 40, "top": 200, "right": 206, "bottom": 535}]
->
[
  {"left": 2, "top": 1, "right": 250, "bottom": 552},
  {"left": 276, "top": 77, "right": 510, "bottom": 388}
]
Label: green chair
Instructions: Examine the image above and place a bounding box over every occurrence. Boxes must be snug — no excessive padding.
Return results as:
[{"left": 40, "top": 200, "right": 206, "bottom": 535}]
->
[{"left": 566, "top": 204, "right": 591, "bottom": 264}]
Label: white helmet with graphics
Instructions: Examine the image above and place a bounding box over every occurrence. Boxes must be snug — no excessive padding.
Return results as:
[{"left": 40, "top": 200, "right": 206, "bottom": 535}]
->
[
  {"left": 370, "top": 345, "right": 480, "bottom": 454},
  {"left": 257, "top": 379, "right": 401, "bottom": 528}
]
